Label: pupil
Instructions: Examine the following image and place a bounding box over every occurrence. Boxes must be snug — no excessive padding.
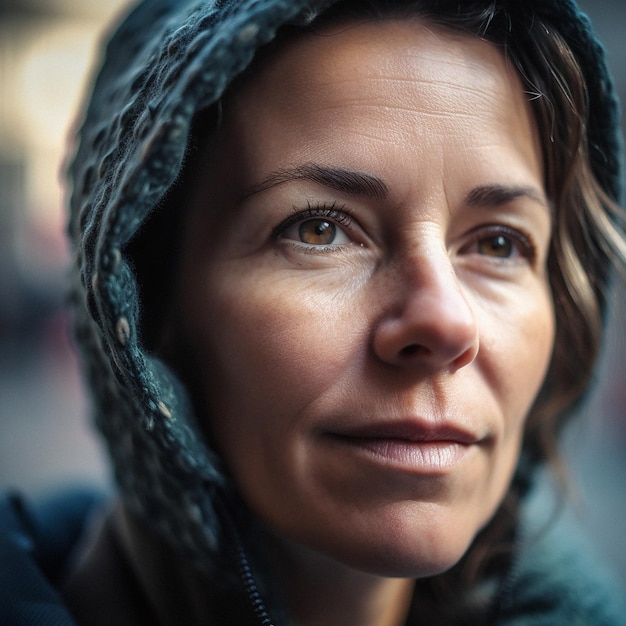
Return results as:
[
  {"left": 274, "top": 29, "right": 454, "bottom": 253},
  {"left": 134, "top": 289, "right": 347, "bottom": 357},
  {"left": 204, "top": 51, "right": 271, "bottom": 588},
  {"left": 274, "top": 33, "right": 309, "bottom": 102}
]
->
[
  {"left": 478, "top": 234, "right": 512, "bottom": 257},
  {"left": 300, "top": 219, "right": 336, "bottom": 245},
  {"left": 315, "top": 221, "right": 331, "bottom": 236},
  {"left": 489, "top": 235, "right": 511, "bottom": 256}
]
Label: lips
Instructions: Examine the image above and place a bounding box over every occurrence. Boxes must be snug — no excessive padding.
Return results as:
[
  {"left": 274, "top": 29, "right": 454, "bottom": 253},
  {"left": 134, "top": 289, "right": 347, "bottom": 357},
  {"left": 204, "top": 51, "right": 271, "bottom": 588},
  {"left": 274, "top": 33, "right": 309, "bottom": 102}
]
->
[
  {"left": 329, "top": 419, "right": 480, "bottom": 445},
  {"left": 325, "top": 418, "right": 480, "bottom": 473}
]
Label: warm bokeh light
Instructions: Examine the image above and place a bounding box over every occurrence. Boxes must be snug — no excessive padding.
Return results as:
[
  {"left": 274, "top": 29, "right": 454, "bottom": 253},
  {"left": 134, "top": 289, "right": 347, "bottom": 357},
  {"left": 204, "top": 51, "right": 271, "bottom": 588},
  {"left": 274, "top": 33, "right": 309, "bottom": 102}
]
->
[
  {"left": 4, "top": 3, "right": 127, "bottom": 228},
  {"left": 17, "top": 22, "right": 94, "bottom": 150}
]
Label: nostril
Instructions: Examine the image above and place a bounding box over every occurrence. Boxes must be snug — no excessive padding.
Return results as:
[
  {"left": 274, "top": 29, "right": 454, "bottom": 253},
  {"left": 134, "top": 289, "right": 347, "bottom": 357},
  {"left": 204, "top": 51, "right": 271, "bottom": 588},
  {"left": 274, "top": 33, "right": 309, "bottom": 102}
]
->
[
  {"left": 372, "top": 290, "right": 479, "bottom": 369},
  {"left": 398, "top": 344, "right": 427, "bottom": 359}
]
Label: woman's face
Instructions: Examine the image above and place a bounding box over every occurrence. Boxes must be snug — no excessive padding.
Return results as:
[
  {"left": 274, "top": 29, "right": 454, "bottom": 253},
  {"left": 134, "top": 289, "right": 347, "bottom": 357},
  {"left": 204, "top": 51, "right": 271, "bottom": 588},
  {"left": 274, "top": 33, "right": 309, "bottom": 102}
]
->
[{"left": 179, "top": 19, "right": 554, "bottom": 578}]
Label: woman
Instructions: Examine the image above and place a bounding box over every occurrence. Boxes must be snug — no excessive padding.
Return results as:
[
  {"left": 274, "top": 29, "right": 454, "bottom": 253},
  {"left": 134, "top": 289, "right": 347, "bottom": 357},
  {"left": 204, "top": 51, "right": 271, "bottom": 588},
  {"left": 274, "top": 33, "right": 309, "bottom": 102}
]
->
[{"left": 2, "top": 0, "right": 625, "bottom": 624}]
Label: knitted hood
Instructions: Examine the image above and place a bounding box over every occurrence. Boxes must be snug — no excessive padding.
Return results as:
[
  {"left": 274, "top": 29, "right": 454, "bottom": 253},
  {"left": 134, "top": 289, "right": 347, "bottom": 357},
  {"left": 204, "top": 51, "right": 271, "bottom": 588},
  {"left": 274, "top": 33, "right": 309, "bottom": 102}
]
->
[{"left": 66, "top": 0, "right": 621, "bottom": 572}]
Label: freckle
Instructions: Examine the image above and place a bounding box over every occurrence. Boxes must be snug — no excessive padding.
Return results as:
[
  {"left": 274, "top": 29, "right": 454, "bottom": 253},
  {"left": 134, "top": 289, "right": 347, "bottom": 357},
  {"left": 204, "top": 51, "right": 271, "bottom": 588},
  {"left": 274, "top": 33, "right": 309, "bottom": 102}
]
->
[{"left": 116, "top": 317, "right": 130, "bottom": 346}]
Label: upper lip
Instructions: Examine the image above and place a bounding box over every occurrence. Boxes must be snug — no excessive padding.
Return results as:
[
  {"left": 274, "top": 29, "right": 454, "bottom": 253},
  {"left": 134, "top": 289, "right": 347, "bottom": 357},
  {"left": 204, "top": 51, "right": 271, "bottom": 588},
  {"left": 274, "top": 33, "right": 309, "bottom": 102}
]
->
[{"left": 329, "top": 419, "right": 480, "bottom": 445}]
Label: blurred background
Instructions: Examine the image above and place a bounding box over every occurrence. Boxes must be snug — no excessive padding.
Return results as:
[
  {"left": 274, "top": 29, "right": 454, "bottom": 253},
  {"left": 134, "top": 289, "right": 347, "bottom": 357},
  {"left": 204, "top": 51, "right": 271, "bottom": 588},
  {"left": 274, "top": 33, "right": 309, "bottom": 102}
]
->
[
  {"left": 0, "top": 1, "right": 128, "bottom": 491},
  {"left": 0, "top": 0, "right": 624, "bottom": 589}
]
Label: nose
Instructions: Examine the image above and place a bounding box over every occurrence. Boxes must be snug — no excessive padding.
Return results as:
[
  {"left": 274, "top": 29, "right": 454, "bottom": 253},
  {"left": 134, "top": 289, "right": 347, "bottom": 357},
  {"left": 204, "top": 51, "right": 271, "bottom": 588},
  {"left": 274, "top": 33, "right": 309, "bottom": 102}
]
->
[{"left": 372, "top": 249, "right": 479, "bottom": 373}]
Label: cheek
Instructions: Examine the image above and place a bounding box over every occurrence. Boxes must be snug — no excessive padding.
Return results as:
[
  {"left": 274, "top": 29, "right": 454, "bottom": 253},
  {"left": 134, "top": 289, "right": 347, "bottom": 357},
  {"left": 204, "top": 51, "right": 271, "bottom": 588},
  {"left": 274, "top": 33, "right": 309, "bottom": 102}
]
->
[
  {"left": 481, "top": 285, "right": 555, "bottom": 438},
  {"left": 185, "top": 268, "right": 372, "bottom": 533},
  {"left": 184, "top": 266, "right": 361, "bottom": 445},
  {"left": 465, "top": 290, "right": 554, "bottom": 530}
]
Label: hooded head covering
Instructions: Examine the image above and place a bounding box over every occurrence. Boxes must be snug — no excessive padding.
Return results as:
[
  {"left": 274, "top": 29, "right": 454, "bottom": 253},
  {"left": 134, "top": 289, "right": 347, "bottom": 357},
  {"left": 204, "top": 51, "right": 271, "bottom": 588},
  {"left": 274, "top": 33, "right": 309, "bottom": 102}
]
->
[{"left": 66, "top": 0, "right": 622, "bottom": 573}]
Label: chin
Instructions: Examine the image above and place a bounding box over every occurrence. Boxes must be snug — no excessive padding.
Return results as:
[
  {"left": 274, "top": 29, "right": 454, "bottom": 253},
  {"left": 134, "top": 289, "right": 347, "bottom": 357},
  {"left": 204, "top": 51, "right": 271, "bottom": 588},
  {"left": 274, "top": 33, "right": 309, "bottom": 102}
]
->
[
  {"left": 335, "top": 538, "right": 472, "bottom": 580},
  {"left": 296, "top": 511, "right": 480, "bottom": 580}
]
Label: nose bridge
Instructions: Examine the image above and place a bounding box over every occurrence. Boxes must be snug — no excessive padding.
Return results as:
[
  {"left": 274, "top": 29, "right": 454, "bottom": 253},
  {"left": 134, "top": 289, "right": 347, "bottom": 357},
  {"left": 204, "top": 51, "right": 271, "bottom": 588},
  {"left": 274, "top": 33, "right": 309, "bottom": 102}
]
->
[
  {"left": 405, "top": 240, "right": 464, "bottom": 317},
  {"left": 373, "top": 236, "right": 479, "bottom": 372}
]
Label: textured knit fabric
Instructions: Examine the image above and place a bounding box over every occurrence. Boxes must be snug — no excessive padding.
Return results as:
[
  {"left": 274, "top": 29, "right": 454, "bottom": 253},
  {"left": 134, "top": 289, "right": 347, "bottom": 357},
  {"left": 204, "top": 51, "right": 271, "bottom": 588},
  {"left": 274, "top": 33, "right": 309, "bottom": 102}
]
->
[{"left": 62, "top": 0, "right": 624, "bottom": 622}]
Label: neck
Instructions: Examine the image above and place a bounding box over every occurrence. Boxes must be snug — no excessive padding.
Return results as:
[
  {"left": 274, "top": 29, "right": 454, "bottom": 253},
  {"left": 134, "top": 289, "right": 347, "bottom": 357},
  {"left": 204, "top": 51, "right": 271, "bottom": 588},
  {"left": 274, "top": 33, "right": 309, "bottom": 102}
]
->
[{"left": 264, "top": 534, "right": 415, "bottom": 626}]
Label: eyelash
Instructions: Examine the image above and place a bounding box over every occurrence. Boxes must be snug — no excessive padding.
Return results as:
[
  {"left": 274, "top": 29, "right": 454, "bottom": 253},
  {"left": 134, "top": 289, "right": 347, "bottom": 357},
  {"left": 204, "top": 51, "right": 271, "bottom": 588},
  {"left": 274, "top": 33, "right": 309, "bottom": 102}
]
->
[{"left": 272, "top": 201, "right": 354, "bottom": 239}]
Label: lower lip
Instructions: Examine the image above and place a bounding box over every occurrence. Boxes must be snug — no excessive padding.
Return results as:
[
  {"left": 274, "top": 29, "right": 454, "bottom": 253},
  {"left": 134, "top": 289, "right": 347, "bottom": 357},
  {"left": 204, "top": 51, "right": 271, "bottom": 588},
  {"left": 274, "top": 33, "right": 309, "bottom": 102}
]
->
[{"left": 332, "top": 436, "right": 470, "bottom": 474}]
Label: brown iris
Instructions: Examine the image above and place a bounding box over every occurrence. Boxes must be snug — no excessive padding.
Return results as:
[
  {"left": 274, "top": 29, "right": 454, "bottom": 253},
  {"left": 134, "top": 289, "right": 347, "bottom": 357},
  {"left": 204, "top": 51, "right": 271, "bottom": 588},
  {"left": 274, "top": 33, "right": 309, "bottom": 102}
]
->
[
  {"left": 299, "top": 219, "right": 336, "bottom": 245},
  {"left": 478, "top": 234, "right": 512, "bottom": 258}
]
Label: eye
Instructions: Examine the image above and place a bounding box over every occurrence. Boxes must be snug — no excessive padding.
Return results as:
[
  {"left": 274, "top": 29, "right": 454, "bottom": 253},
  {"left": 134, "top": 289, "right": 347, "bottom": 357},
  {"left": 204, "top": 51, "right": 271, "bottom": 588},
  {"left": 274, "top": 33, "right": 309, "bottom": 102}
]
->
[
  {"left": 285, "top": 218, "right": 351, "bottom": 246},
  {"left": 476, "top": 233, "right": 514, "bottom": 258},
  {"left": 276, "top": 202, "right": 354, "bottom": 247},
  {"left": 462, "top": 225, "right": 536, "bottom": 262}
]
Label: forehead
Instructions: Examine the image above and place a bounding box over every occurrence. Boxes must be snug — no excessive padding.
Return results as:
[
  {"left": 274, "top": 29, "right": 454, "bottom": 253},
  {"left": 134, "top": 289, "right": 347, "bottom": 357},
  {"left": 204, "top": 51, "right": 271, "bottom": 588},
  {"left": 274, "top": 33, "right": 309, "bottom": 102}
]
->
[
  {"left": 227, "top": 18, "right": 531, "bottom": 121},
  {"left": 210, "top": 18, "right": 542, "bottom": 203}
]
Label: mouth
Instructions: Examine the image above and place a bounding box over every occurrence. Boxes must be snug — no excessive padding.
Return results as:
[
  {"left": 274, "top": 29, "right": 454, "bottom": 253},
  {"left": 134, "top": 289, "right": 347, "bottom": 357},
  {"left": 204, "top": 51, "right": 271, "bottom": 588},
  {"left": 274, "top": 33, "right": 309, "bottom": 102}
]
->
[{"left": 325, "top": 419, "right": 480, "bottom": 474}]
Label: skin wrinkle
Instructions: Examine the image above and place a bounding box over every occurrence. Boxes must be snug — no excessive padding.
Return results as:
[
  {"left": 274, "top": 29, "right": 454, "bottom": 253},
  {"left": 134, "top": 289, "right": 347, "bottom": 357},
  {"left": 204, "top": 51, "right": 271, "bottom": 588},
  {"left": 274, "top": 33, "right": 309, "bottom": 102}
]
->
[{"left": 297, "top": 81, "right": 506, "bottom": 115}]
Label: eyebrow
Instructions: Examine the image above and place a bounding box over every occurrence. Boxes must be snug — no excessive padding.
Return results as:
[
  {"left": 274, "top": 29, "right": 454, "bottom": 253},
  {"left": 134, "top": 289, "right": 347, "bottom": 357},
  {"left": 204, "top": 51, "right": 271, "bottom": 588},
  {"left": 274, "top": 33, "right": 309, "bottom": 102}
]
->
[
  {"left": 243, "top": 164, "right": 549, "bottom": 213},
  {"left": 465, "top": 184, "right": 550, "bottom": 211},
  {"left": 242, "top": 163, "right": 389, "bottom": 201}
]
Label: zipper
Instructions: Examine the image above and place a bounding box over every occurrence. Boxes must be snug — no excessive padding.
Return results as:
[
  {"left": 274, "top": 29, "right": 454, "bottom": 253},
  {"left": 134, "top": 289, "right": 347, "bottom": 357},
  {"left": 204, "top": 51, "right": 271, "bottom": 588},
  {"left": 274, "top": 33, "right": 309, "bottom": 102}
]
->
[
  {"left": 219, "top": 495, "right": 277, "bottom": 626},
  {"left": 233, "top": 527, "right": 277, "bottom": 626}
]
